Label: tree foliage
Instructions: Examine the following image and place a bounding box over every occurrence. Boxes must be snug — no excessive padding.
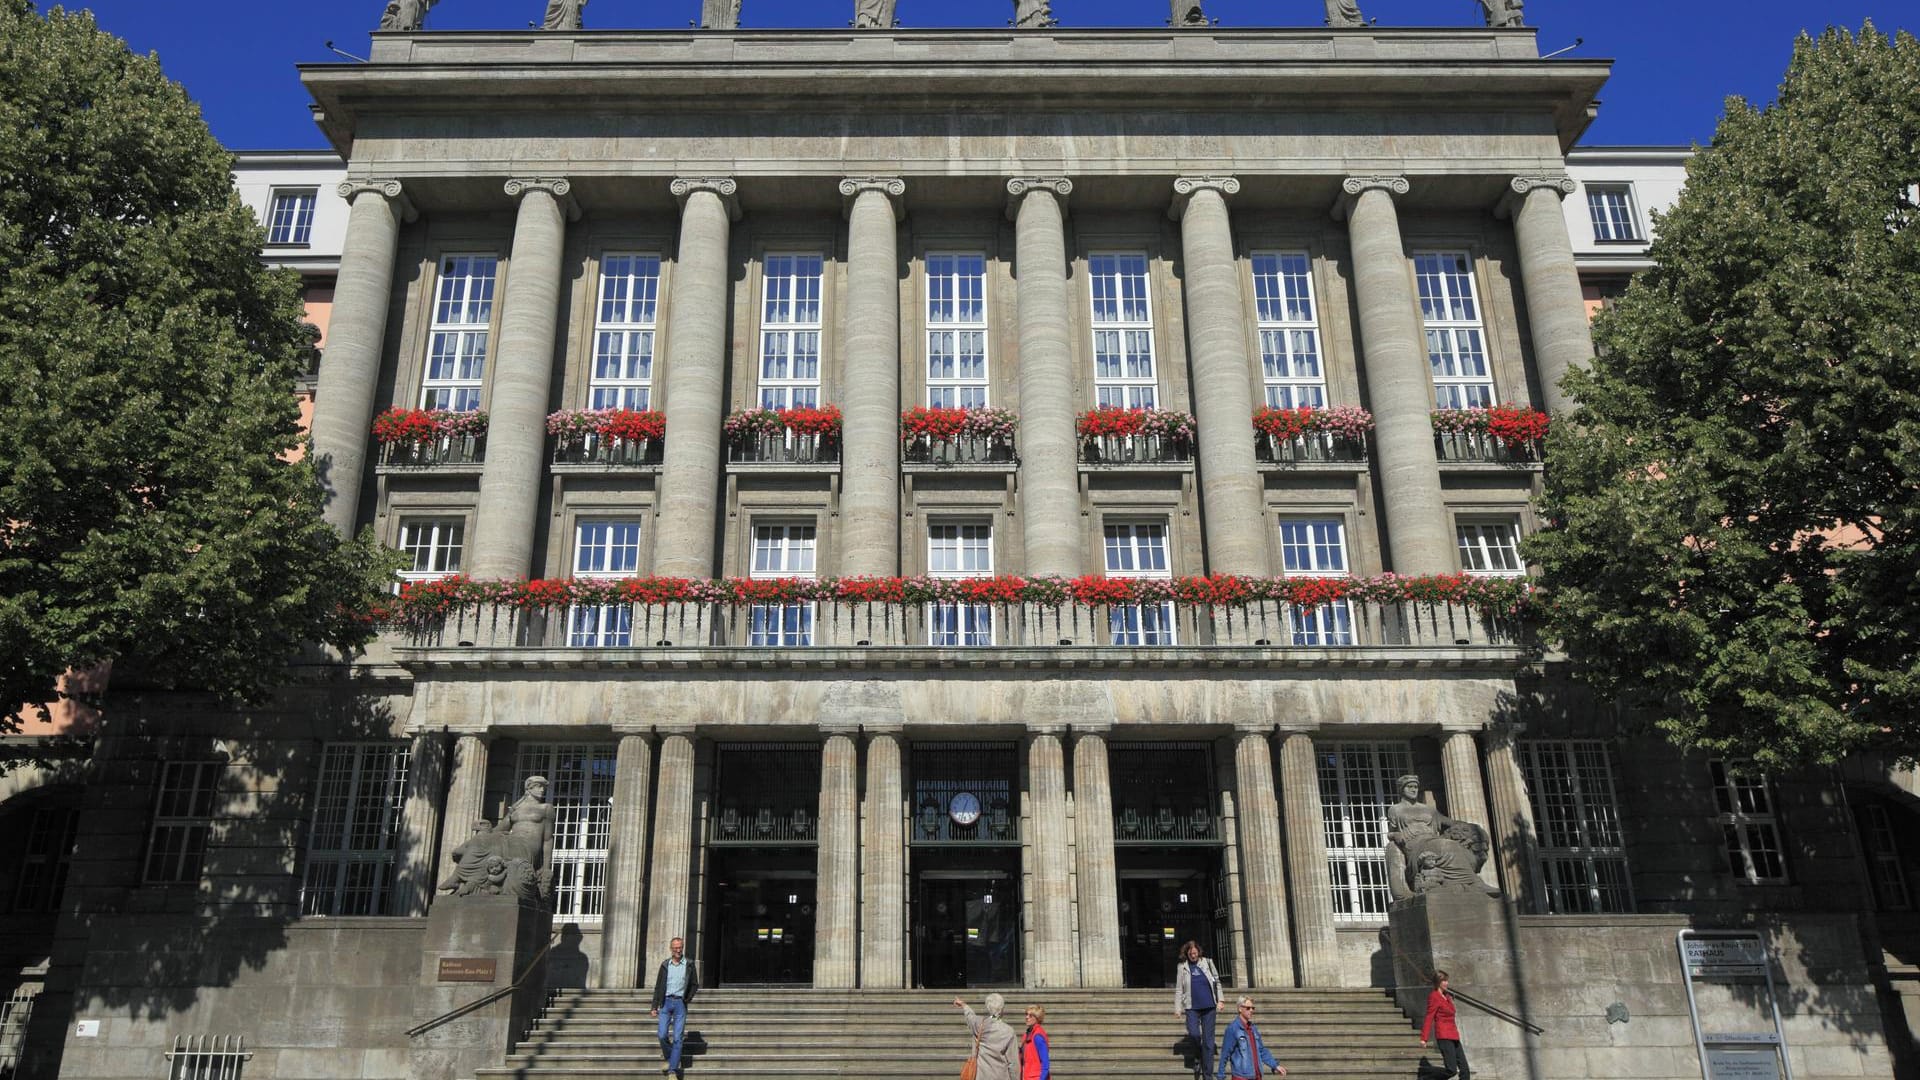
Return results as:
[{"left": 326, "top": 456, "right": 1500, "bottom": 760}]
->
[
  {"left": 1530, "top": 25, "right": 1920, "bottom": 767},
  {"left": 0, "top": 3, "right": 397, "bottom": 734}
]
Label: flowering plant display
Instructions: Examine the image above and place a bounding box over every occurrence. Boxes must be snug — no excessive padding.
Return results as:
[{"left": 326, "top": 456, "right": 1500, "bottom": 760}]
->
[
  {"left": 371, "top": 408, "right": 489, "bottom": 444},
  {"left": 1251, "top": 405, "right": 1375, "bottom": 441},
  {"left": 725, "top": 405, "right": 844, "bottom": 438},
  {"left": 900, "top": 406, "right": 1021, "bottom": 443},
  {"left": 545, "top": 408, "right": 667, "bottom": 442},
  {"left": 1430, "top": 404, "right": 1550, "bottom": 444},
  {"left": 1075, "top": 407, "right": 1197, "bottom": 442}
]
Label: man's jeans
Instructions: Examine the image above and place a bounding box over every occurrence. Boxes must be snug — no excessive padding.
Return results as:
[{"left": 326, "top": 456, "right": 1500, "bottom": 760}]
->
[{"left": 657, "top": 997, "right": 687, "bottom": 1071}]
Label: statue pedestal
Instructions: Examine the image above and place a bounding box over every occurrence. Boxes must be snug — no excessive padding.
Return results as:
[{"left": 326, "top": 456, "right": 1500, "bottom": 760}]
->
[
  {"left": 409, "top": 894, "right": 554, "bottom": 1080},
  {"left": 1387, "top": 890, "right": 1525, "bottom": 1034}
]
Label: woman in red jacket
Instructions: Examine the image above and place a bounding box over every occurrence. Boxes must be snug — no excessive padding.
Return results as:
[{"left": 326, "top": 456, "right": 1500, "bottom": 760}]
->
[
  {"left": 1420, "top": 970, "right": 1470, "bottom": 1079},
  {"left": 1022, "top": 1004, "right": 1050, "bottom": 1080}
]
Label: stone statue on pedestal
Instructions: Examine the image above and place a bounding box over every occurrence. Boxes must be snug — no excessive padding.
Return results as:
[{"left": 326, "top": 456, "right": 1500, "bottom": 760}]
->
[
  {"left": 435, "top": 776, "right": 554, "bottom": 904},
  {"left": 1324, "top": 0, "right": 1364, "bottom": 28},
  {"left": 1478, "top": 0, "right": 1525, "bottom": 28},
  {"left": 853, "top": 0, "right": 895, "bottom": 29},
  {"left": 701, "top": 0, "right": 742, "bottom": 29},
  {"left": 1384, "top": 774, "right": 1500, "bottom": 899},
  {"left": 543, "top": 0, "right": 586, "bottom": 30},
  {"left": 1013, "top": 0, "right": 1056, "bottom": 29},
  {"left": 378, "top": 0, "right": 437, "bottom": 31},
  {"left": 1172, "top": 1, "right": 1206, "bottom": 27}
]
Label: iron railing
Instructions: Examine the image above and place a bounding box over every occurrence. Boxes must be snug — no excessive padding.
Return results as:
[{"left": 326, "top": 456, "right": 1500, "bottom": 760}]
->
[
  {"left": 1078, "top": 434, "right": 1195, "bottom": 466},
  {"left": 1434, "top": 432, "right": 1540, "bottom": 464},
  {"left": 727, "top": 432, "right": 840, "bottom": 465},
  {"left": 165, "top": 1035, "right": 250, "bottom": 1080},
  {"left": 1256, "top": 432, "right": 1369, "bottom": 465},
  {"left": 902, "top": 433, "right": 1017, "bottom": 466},
  {"left": 551, "top": 434, "right": 664, "bottom": 468},
  {"left": 378, "top": 435, "right": 486, "bottom": 467},
  {"left": 0, "top": 989, "right": 33, "bottom": 1077},
  {"left": 713, "top": 744, "right": 822, "bottom": 844}
]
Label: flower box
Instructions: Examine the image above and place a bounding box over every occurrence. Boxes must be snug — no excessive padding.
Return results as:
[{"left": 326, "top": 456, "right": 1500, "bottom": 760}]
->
[
  {"left": 901, "top": 406, "right": 1018, "bottom": 464},
  {"left": 1253, "top": 405, "right": 1372, "bottom": 464},
  {"left": 372, "top": 408, "right": 487, "bottom": 466},
  {"left": 1430, "top": 405, "right": 1548, "bottom": 462},
  {"left": 726, "top": 405, "right": 843, "bottom": 464},
  {"left": 548, "top": 409, "right": 666, "bottom": 466},
  {"left": 1076, "top": 407, "right": 1196, "bottom": 465}
]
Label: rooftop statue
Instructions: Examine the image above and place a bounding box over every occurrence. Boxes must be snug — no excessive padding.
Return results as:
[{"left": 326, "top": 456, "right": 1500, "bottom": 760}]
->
[
  {"left": 1172, "top": 1, "right": 1206, "bottom": 27},
  {"left": 1384, "top": 774, "right": 1500, "bottom": 899},
  {"left": 1013, "top": 0, "right": 1056, "bottom": 29},
  {"left": 543, "top": 0, "right": 586, "bottom": 30},
  {"left": 702, "top": 0, "right": 742, "bottom": 29},
  {"left": 1324, "top": 0, "right": 1363, "bottom": 28},
  {"left": 378, "top": 0, "right": 437, "bottom": 31},
  {"left": 853, "top": 0, "right": 896, "bottom": 29},
  {"left": 1479, "top": 0, "right": 1525, "bottom": 27}
]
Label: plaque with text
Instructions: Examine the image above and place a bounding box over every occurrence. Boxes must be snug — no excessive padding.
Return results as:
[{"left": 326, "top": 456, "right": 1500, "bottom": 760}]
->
[{"left": 438, "top": 957, "right": 499, "bottom": 983}]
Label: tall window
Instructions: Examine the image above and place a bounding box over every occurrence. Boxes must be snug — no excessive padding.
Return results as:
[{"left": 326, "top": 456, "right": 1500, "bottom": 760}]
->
[
  {"left": 1279, "top": 519, "right": 1353, "bottom": 645},
  {"left": 1251, "top": 252, "right": 1326, "bottom": 409},
  {"left": 749, "top": 524, "right": 816, "bottom": 646},
  {"left": 516, "top": 744, "right": 617, "bottom": 923},
  {"left": 422, "top": 255, "right": 497, "bottom": 411},
  {"left": 1089, "top": 253, "right": 1158, "bottom": 408},
  {"left": 1857, "top": 803, "right": 1913, "bottom": 910},
  {"left": 1586, "top": 185, "right": 1641, "bottom": 242},
  {"left": 300, "top": 742, "right": 409, "bottom": 916},
  {"left": 1456, "top": 519, "right": 1524, "bottom": 577},
  {"left": 145, "top": 761, "right": 222, "bottom": 885},
  {"left": 11, "top": 805, "right": 78, "bottom": 914},
  {"left": 759, "top": 254, "right": 823, "bottom": 409},
  {"left": 1520, "top": 740, "right": 1633, "bottom": 913},
  {"left": 591, "top": 255, "right": 660, "bottom": 410},
  {"left": 927, "top": 522, "right": 993, "bottom": 646},
  {"left": 265, "top": 188, "right": 317, "bottom": 246},
  {"left": 1712, "top": 760, "right": 1788, "bottom": 884},
  {"left": 1104, "top": 522, "right": 1174, "bottom": 645},
  {"left": 1318, "top": 741, "right": 1413, "bottom": 922},
  {"left": 569, "top": 520, "right": 642, "bottom": 647},
  {"left": 396, "top": 517, "right": 464, "bottom": 586},
  {"left": 1414, "top": 253, "right": 1493, "bottom": 409},
  {"left": 926, "top": 254, "right": 989, "bottom": 408}
]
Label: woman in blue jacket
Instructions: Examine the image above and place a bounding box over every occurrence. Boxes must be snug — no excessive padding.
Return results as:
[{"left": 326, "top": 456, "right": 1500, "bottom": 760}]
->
[{"left": 1217, "top": 997, "right": 1286, "bottom": 1080}]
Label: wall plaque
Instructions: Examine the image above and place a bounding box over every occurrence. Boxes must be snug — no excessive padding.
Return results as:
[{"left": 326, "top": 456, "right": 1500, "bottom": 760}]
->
[{"left": 437, "top": 957, "right": 498, "bottom": 983}]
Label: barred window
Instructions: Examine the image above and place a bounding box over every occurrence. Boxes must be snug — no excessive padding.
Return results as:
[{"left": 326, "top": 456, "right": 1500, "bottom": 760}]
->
[
  {"left": 1413, "top": 252, "right": 1493, "bottom": 410},
  {"left": 300, "top": 743, "right": 409, "bottom": 916},
  {"left": 1712, "top": 760, "right": 1789, "bottom": 884},
  {"left": 265, "top": 188, "right": 317, "bottom": 246},
  {"left": 1104, "top": 521, "right": 1174, "bottom": 646},
  {"left": 759, "top": 254, "right": 824, "bottom": 409},
  {"left": 145, "top": 761, "right": 222, "bottom": 885},
  {"left": 1857, "top": 803, "right": 1912, "bottom": 911},
  {"left": 1520, "top": 740, "right": 1634, "bottom": 913},
  {"left": 422, "top": 255, "right": 497, "bottom": 412},
  {"left": 926, "top": 254, "right": 989, "bottom": 408},
  {"left": 591, "top": 254, "right": 661, "bottom": 410},
  {"left": 1089, "top": 253, "right": 1158, "bottom": 409},
  {"left": 1250, "top": 252, "right": 1326, "bottom": 409},
  {"left": 11, "top": 806, "right": 78, "bottom": 914},
  {"left": 516, "top": 743, "right": 617, "bottom": 923},
  {"left": 1318, "top": 741, "right": 1413, "bottom": 922}
]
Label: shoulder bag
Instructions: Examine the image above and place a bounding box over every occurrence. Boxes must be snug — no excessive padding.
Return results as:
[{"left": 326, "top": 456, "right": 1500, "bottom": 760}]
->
[{"left": 959, "top": 1029, "right": 979, "bottom": 1080}]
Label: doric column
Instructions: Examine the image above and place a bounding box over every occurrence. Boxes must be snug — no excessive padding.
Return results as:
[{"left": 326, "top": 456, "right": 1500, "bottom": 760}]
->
[
  {"left": 1336, "top": 177, "right": 1453, "bottom": 575},
  {"left": 655, "top": 179, "right": 739, "bottom": 578},
  {"left": 1007, "top": 178, "right": 1082, "bottom": 578},
  {"left": 1072, "top": 731, "right": 1122, "bottom": 987},
  {"left": 1172, "top": 177, "right": 1268, "bottom": 576},
  {"left": 1276, "top": 728, "right": 1337, "bottom": 986},
  {"left": 1500, "top": 176, "right": 1592, "bottom": 417},
  {"left": 600, "top": 733, "right": 654, "bottom": 989},
  {"left": 310, "top": 179, "right": 414, "bottom": 536},
  {"left": 1483, "top": 723, "right": 1542, "bottom": 910},
  {"left": 1233, "top": 727, "right": 1296, "bottom": 987},
  {"left": 392, "top": 731, "right": 449, "bottom": 916},
  {"left": 815, "top": 731, "right": 861, "bottom": 987},
  {"left": 838, "top": 178, "right": 906, "bottom": 575},
  {"left": 1440, "top": 727, "right": 1498, "bottom": 889},
  {"left": 860, "top": 729, "right": 906, "bottom": 987},
  {"left": 643, "top": 730, "right": 698, "bottom": 963},
  {"left": 469, "top": 178, "right": 576, "bottom": 579},
  {"left": 434, "top": 734, "right": 490, "bottom": 887},
  {"left": 1027, "top": 729, "right": 1077, "bottom": 986}
]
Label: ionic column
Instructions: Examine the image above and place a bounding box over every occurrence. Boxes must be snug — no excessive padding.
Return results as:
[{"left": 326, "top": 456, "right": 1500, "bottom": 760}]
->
[
  {"left": 1007, "top": 178, "right": 1082, "bottom": 578},
  {"left": 860, "top": 729, "right": 906, "bottom": 987},
  {"left": 434, "top": 734, "right": 490, "bottom": 886},
  {"left": 1028, "top": 730, "right": 1077, "bottom": 986},
  {"left": 600, "top": 733, "right": 654, "bottom": 989},
  {"left": 838, "top": 179, "right": 906, "bottom": 576},
  {"left": 469, "top": 178, "right": 576, "bottom": 579},
  {"left": 815, "top": 731, "right": 861, "bottom": 987},
  {"left": 311, "top": 179, "right": 415, "bottom": 536},
  {"left": 391, "top": 731, "right": 449, "bottom": 916},
  {"left": 1072, "top": 731, "right": 1122, "bottom": 987},
  {"left": 1440, "top": 727, "right": 1498, "bottom": 890},
  {"left": 1276, "top": 728, "right": 1338, "bottom": 986},
  {"left": 655, "top": 179, "right": 739, "bottom": 578},
  {"left": 1172, "top": 177, "right": 1268, "bottom": 576},
  {"left": 1234, "top": 727, "right": 1296, "bottom": 987},
  {"left": 1500, "top": 176, "right": 1592, "bottom": 418},
  {"left": 1483, "top": 723, "right": 1542, "bottom": 910},
  {"left": 643, "top": 730, "right": 698, "bottom": 962},
  {"left": 1336, "top": 177, "right": 1453, "bottom": 575}
]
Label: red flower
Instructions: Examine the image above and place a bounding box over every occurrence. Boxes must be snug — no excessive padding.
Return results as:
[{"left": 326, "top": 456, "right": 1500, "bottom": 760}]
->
[
  {"left": 901, "top": 406, "right": 971, "bottom": 442},
  {"left": 1484, "top": 404, "right": 1550, "bottom": 445},
  {"left": 603, "top": 409, "right": 667, "bottom": 442},
  {"left": 1076, "top": 406, "right": 1144, "bottom": 438}
]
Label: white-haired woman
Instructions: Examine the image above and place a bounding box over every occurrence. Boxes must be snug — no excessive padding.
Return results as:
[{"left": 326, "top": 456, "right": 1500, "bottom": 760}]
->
[{"left": 955, "top": 993, "right": 1021, "bottom": 1080}]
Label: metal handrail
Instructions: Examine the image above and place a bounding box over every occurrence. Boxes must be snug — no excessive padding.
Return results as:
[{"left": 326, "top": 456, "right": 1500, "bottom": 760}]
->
[
  {"left": 405, "top": 927, "right": 562, "bottom": 1039},
  {"left": 1380, "top": 927, "right": 1546, "bottom": 1035}
]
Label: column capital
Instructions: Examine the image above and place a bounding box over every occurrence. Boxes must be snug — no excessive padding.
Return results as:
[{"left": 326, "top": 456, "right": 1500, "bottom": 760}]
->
[
  {"left": 1496, "top": 174, "right": 1578, "bottom": 219},
  {"left": 1027, "top": 724, "right": 1068, "bottom": 739},
  {"left": 611, "top": 726, "right": 655, "bottom": 739},
  {"left": 1332, "top": 174, "right": 1411, "bottom": 221},
  {"left": 839, "top": 176, "right": 907, "bottom": 221},
  {"left": 820, "top": 723, "right": 862, "bottom": 738},
  {"left": 505, "top": 176, "right": 581, "bottom": 220},
  {"left": 336, "top": 177, "right": 418, "bottom": 222},
  {"left": 1234, "top": 720, "right": 1276, "bottom": 738},
  {"left": 1070, "top": 725, "right": 1112, "bottom": 742},
  {"left": 670, "top": 176, "right": 742, "bottom": 221},
  {"left": 1005, "top": 176, "right": 1073, "bottom": 220},
  {"left": 1169, "top": 175, "right": 1240, "bottom": 221}
]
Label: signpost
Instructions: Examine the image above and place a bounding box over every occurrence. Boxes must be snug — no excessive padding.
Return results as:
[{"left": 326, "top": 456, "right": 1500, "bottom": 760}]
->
[{"left": 1678, "top": 930, "right": 1792, "bottom": 1080}]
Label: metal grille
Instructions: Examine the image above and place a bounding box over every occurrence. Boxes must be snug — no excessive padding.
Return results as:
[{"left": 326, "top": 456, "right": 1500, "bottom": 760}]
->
[
  {"left": 515, "top": 744, "right": 617, "bottom": 922},
  {"left": 301, "top": 742, "right": 410, "bottom": 916},
  {"left": 1, "top": 988, "right": 34, "bottom": 1076},
  {"left": 713, "top": 743, "right": 822, "bottom": 845},
  {"left": 1110, "top": 743, "right": 1217, "bottom": 843},
  {"left": 1520, "top": 740, "right": 1634, "bottom": 913},
  {"left": 165, "top": 1036, "right": 249, "bottom": 1080},
  {"left": 1317, "top": 741, "right": 1413, "bottom": 922},
  {"left": 911, "top": 743, "right": 1018, "bottom": 844}
]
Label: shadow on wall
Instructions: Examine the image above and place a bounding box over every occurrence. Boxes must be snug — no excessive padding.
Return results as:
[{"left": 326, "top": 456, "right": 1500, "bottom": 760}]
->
[{"left": 549, "top": 924, "right": 591, "bottom": 989}]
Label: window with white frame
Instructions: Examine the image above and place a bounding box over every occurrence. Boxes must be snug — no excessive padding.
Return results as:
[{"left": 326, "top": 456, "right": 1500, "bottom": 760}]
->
[
  {"left": 516, "top": 744, "right": 616, "bottom": 923},
  {"left": 265, "top": 188, "right": 317, "bottom": 246},
  {"left": 1279, "top": 518, "right": 1353, "bottom": 645},
  {"left": 1711, "top": 760, "right": 1788, "bottom": 884},
  {"left": 759, "top": 254, "right": 823, "bottom": 409},
  {"left": 926, "top": 254, "right": 989, "bottom": 408},
  {"left": 422, "top": 255, "right": 497, "bottom": 411},
  {"left": 300, "top": 742, "right": 409, "bottom": 916},
  {"left": 749, "top": 523, "right": 816, "bottom": 646},
  {"left": 569, "top": 520, "right": 642, "bottom": 647},
  {"left": 1857, "top": 803, "right": 1912, "bottom": 911},
  {"left": 1103, "top": 521, "right": 1174, "bottom": 645},
  {"left": 1089, "top": 253, "right": 1158, "bottom": 408},
  {"left": 396, "top": 517, "right": 464, "bottom": 586},
  {"left": 927, "top": 522, "right": 993, "bottom": 646},
  {"left": 1456, "top": 518, "right": 1524, "bottom": 577},
  {"left": 11, "top": 805, "right": 78, "bottom": 914},
  {"left": 1414, "top": 252, "right": 1493, "bottom": 410},
  {"left": 145, "top": 760, "right": 222, "bottom": 885},
  {"left": 1251, "top": 252, "right": 1327, "bottom": 409},
  {"left": 1318, "top": 741, "right": 1413, "bottom": 922},
  {"left": 590, "top": 254, "right": 661, "bottom": 410},
  {"left": 1520, "top": 740, "right": 1634, "bottom": 913},
  {"left": 1586, "top": 185, "right": 1641, "bottom": 243}
]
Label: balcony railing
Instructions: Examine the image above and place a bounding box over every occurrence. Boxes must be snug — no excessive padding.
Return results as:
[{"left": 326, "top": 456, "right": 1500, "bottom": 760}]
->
[
  {"left": 551, "top": 434, "right": 664, "bottom": 468},
  {"left": 377, "top": 434, "right": 486, "bottom": 467},
  {"left": 902, "top": 433, "right": 1017, "bottom": 466},
  {"left": 727, "top": 432, "right": 840, "bottom": 466},
  {"left": 1256, "top": 432, "right": 1368, "bottom": 465},
  {"left": 1434, "top": 432, "right": 1541, "bottom": 464},
  {"left": 1079, "top": 434, "right": 1195, "bottom": 466}
]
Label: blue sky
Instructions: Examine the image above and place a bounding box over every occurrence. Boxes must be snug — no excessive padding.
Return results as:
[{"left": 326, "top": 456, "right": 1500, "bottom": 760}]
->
[{"left": 37, "top": 0, "right": 1914, "bottom": 150}]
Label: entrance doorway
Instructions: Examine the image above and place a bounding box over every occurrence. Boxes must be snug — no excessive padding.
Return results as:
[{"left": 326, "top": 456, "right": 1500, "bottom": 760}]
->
[
  {"left": 913, "top": 865, "right": 1021, "bottom": 987},
  {"left": 706, "top": 850, "right": 815, "bottom": 985},
  {"left": 1118, "top": 850, "right": 1224, "bottom": 988},
  {"left": 909, "top": 742, "right": 1023, "bottom": 988}
]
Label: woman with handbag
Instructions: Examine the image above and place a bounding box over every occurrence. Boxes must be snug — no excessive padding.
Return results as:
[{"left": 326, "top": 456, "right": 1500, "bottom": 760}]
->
[{"left": 955, "top": 993, "right": 1021, "bottom": 1080}]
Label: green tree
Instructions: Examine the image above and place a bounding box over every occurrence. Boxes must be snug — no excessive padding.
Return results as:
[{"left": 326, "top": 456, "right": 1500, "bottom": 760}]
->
[
  {"left": 1530, "top": 24, "right": 1920, "bottom": 768},
  {"left": 0, "top": 1, "right": 397, "bottom": 739}
]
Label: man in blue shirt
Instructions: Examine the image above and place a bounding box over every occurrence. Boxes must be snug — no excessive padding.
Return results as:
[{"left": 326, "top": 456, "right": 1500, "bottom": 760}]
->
[
  {"left": 649, "top": 937, "right": 699, "bottom": 1078},
  {"left": 1218, "top": 997, "right": 1286, "bottom": 1080}
]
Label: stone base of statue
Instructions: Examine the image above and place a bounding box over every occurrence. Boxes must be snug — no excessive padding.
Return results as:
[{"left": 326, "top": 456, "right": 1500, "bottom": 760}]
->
[
  {"left": 1387, "top": 890, "right": 1525, "bottom": 1039},
  {"left": 409, "top": 892, "right": 554, "bottom": 1080}
]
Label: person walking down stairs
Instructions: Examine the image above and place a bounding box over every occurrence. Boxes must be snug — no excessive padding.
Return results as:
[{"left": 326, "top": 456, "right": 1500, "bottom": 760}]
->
[
  {"left": 954, "top": 993, "right": 1021, "bottom": 1080},
  {"left": 1420, "top": 970, "right": 1471, "bottom": 1079},
  {"left": 649, "top": 937, "right": 699, "bottom": 1078},
  {"left": 1174, "top": 939, "right": 1224, "bottom": 1078},
  {"left": 1022, "top": 1004, "right": 1051, "bottom": 1080},
  {"left": 1217, "top": 997, "right": 1287, "bottom": 1080}
]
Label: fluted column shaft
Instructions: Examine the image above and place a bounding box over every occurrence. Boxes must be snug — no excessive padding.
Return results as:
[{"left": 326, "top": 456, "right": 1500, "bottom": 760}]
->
[
  {"left": 1440, "top": 729, "right": 1497, "bottom": 889},
  {"left": 1072, "top": 732, "right": 1122, "bottom": 987},
  {"left": 1174, "top": 179, "right": 1269, "bottom": 575},
  {"left": 815, "top": 733, "right": 861, "bottom": 987},
  {"left": 312, "top": 181, "right": 410, "bottom": 536},
  {"left": 860, "top": 731, "right": 906, "bottom": 987},
  {"left": 1342, "top": 179, "right": 1454, "bottom": 575},
  {"left": 1277, "top": 730, "right": 1337, "bottom": 986},
  {"left": 434, "top": 735, "right": 490, "bottom": 887},
  {"left": 1234, "top": 730, "right": 1296, "bottom": 987},
  {"left": 601, "top": 734, "right": 654, "bottom": 989},
  {"left": 1508, "top": 178, "right": 1593, "bottom": 417},
  {"left": 470, "top": 180, "right": 570, "bottom": 579},
  {"left": 643, "top": 732, "right": 698, "bottom": 962},
  {"left": 1484, "top": 725, "right": 1542, "bottom": 910},
  {"left": 1028, "top": 732, "right": 1077, "bottom": 986},
  {"left": 392, "top": 732, "right": 449, "bottom": 916},
  {"left": 839, "top": 180, "right": 905, "bottom": 575},
  {"left": 655, "top": 181, "right": 737, "bottom": 578},
  {"left": 1009, "top": 179, "right": 1082, "bottom": 578}
]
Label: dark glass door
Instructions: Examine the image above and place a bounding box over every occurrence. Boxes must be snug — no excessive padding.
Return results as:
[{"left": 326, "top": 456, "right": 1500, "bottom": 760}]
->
[
  {"left": 1119, "top": 864, "right": 1217, "bottom": 988},
  {"left": 710, "top": 869, "right": 815, "bottom": 985},
  {"left": 915, "top": 873, "right": 1019, "bottom": 987}
]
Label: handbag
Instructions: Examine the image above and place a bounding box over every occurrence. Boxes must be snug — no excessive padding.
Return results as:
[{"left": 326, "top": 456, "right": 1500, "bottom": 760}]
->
[{"left": 959, "top": 1030, "right": 979, "bottom": 1080}]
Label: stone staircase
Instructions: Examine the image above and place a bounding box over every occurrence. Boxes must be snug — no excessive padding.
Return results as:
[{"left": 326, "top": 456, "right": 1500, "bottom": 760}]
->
[{"left": 476, "top": 987, "right": 1431, "bottom": 1080}]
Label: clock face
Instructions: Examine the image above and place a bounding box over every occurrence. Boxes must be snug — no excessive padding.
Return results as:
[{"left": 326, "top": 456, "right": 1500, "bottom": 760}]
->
[{"left": 949, "top": 791, "right": 983, "bottom": 826}]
